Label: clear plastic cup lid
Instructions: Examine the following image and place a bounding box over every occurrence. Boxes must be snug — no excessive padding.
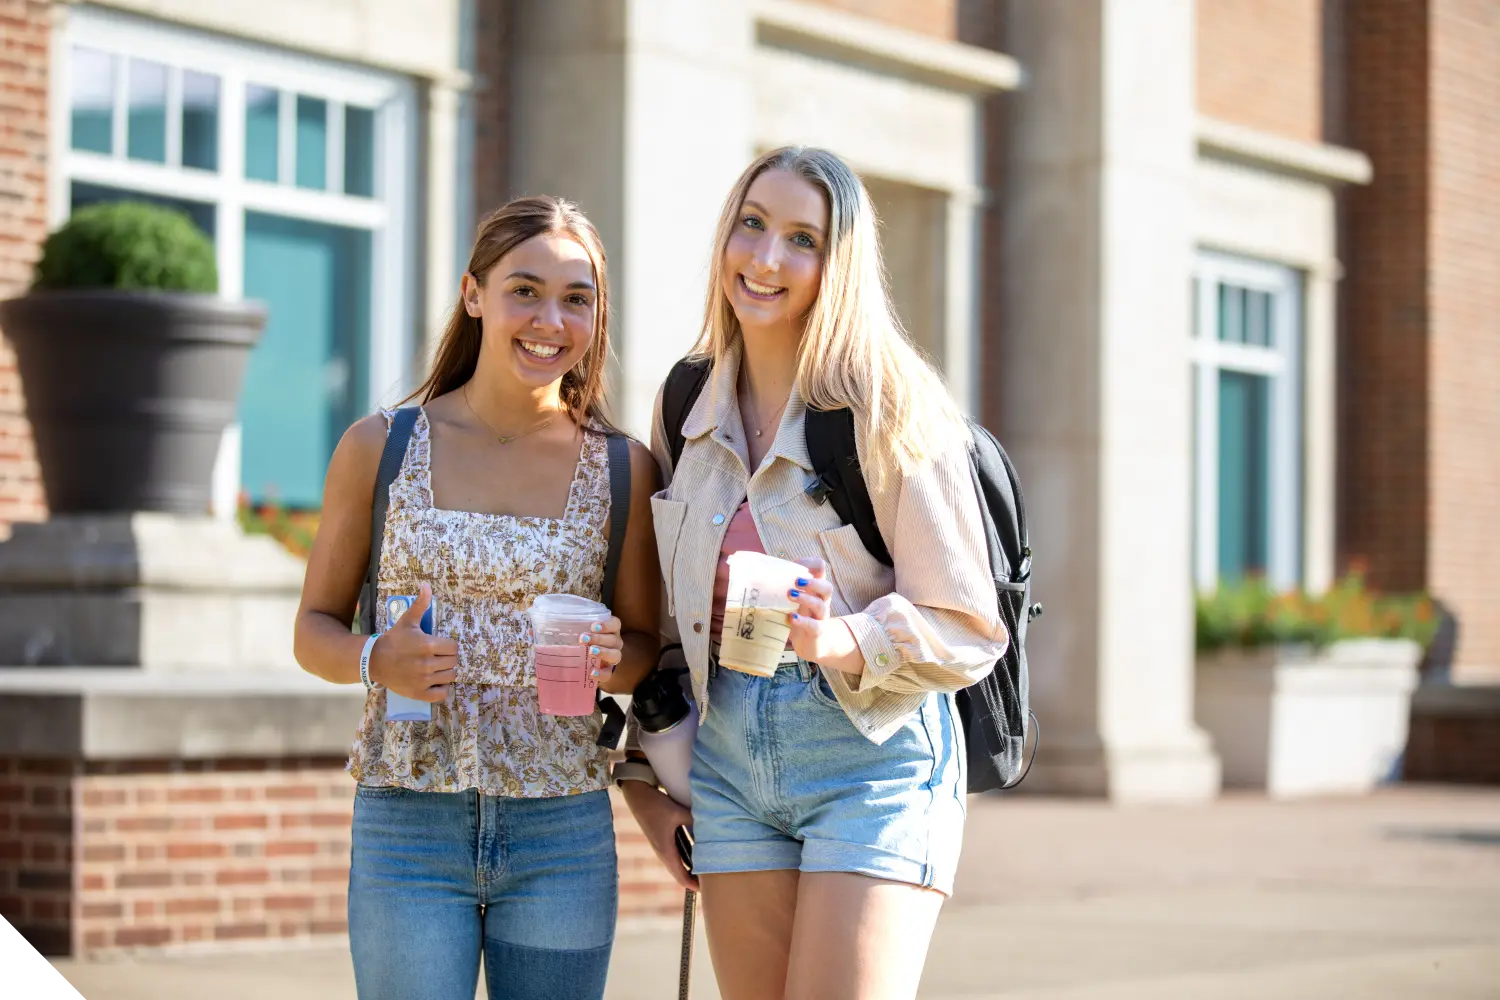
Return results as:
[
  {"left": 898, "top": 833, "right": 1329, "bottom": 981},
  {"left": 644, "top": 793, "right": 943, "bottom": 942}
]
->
[{"left": 528, "top": 593, "right": 610, "bottom": 624}]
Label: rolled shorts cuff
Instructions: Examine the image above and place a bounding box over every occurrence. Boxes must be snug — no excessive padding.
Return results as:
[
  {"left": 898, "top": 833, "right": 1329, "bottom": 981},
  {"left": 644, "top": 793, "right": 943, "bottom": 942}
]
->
[{"left": 692, "top": 837, "right": 953, "bottom": 897}]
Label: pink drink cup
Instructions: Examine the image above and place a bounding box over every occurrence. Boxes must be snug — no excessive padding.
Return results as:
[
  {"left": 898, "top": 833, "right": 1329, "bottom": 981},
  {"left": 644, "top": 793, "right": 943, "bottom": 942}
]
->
[
  {"left": 534, "top": 643, "right": 598, "bottom": 716},
  {"left": 529, "top": 595, "right": 612, "bottom": 718}
]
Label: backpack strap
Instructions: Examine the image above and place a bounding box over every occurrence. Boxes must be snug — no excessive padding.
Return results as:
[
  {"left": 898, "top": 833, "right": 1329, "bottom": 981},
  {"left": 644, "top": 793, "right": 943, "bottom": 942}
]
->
[
  {"left": 803, "top": 407, "right": 893, "bottom": 567},
  {"left": 601, "top": 432, "right": 631, "bottom": 607},
  {"left": 358, "top": 406, "right": 421, "bottom": 635},
  {"left": 596, "top": 431, "right": 633, "bottom": 750},
  {"left": 663, "top": 358, "right": 713, "bottom": 470}
]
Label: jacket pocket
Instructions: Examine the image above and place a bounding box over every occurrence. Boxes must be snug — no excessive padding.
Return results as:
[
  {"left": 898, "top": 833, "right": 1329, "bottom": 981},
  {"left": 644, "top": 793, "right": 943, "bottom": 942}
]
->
[
  {"left": 817, "top": 523, "right": 892, "bottom": 615},
  {"left": 651, "top": 494, "right": 689, "bottom": 617}
]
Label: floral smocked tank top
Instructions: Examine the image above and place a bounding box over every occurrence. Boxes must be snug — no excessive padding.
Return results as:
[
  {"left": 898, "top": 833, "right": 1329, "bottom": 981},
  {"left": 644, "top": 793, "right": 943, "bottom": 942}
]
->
[{"left": 347, "top": 408, "right": 615, "bottom": 797}]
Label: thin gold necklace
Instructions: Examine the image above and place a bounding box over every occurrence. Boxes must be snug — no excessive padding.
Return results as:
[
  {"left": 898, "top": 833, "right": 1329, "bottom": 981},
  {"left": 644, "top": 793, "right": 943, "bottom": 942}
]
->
[
  {"left": 743, "top": 388, "right": 789, "bottom": 439},
  {"left": 463, "top": 384, "right": 562, "bottom": 445}
]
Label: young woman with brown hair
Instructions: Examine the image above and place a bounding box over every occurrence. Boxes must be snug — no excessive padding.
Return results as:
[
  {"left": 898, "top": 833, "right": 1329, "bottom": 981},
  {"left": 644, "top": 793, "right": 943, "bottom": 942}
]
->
[{"left": 293, "top": 196, "right": 659, "bottom": 1000}]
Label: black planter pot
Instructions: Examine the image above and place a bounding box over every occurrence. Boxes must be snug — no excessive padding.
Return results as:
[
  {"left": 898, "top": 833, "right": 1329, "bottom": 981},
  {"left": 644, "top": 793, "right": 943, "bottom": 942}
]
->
[{"left": 0, "top": 290, "right": 266, "bottom": 515}]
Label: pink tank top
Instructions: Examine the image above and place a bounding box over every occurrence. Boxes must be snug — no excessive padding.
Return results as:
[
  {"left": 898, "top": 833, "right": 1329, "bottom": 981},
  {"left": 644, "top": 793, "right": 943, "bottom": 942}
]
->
[{"left": 711, "top": 501, "right": 775, "bottom": 641}]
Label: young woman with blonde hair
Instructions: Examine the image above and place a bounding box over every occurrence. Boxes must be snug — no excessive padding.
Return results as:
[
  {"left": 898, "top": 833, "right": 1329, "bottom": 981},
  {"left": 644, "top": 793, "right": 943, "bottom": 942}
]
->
[
  {"left": 620, "top": 147, "right": 1007, "bottom": 1000},
  {"left": 294, "top": 196, "right": 659, "bottom": 1000}
]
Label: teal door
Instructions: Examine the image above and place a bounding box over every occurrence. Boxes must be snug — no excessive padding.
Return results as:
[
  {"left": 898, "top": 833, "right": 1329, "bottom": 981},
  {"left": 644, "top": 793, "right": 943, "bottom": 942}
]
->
[{"left": 240, "top": 212, "right": 371, "bottom": 508}]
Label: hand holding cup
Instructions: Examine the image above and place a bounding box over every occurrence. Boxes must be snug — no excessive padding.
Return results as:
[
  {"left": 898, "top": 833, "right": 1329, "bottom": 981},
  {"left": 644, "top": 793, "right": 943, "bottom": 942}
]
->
[
  {"left": 578, "top": 615, "right": 624, "bottom": 688},
  {"left": 786, "top": 557, "right": 863, "bottom": 675}
]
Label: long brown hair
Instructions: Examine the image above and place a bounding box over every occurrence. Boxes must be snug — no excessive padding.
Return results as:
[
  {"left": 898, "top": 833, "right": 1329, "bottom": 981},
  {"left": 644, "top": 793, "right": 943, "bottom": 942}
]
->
[{"left": 410, "top": 196, "right": 615, "bottom": 430}]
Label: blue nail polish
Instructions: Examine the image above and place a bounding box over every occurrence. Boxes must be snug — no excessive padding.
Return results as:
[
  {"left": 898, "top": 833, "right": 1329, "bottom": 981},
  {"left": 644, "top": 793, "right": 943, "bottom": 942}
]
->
[
  {"left": 788, "top": 588, "right": 800, "bottom": 598},
  {"left": 590, "top": 646, "right": 601, "bottom": 656},
  {"left": 796, "top": 578, "right": 809, "bottom": 587},
  {"left": 591, "top": 622, "right": 603, "bottom": 633},
  {"left": 791, "top": 613, "right": 800, "bottom": 621}
]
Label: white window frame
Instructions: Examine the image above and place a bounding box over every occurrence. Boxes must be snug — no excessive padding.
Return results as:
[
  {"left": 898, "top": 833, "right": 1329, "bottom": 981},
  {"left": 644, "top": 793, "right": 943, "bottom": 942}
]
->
[
  {"left": 50, "top": 5, "right": 420, "bottom": 410},
  {"left": 1192, "top": 251, "right": 1303, "bottom": 591}
]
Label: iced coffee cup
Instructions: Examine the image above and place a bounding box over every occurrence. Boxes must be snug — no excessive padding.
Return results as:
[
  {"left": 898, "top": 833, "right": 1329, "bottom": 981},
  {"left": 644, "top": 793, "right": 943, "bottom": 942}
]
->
[
  {"left": 528, "top": 594, "right": 612, "bottom": 717},
  {"left": 718, "top": 551, "right": 804, "bottom": 676}
]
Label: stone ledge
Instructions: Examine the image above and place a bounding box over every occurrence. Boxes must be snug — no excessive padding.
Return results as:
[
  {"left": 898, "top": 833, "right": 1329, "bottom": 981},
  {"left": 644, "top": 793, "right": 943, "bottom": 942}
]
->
[
  {"left": 1197, "top": 116, "right": 1374, "bottom": 186},
  {"left": 0, "top": 669, "right": 364, "bottom": 760},
  {"left": 755, "top": 0, "right": 1023, "bottom": 94}
]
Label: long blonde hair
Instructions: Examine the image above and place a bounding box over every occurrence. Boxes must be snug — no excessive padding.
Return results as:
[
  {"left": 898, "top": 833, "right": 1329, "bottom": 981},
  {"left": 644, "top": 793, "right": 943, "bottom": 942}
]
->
[
  {"left": 411, "top": 196, "right": 615, "bottom": 431},
  {"left": 693, "top": 146, "right": 967, "bottom": 486}
]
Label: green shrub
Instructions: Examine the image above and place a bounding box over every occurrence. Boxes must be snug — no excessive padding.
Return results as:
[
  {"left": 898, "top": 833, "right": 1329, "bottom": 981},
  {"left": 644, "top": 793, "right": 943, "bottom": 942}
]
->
[
  {"left": 1196, "top": 573, "right": 1438, "bottom": 654},
  {"left": 33, "top": 201, "right": 217, "bottom": 293}
]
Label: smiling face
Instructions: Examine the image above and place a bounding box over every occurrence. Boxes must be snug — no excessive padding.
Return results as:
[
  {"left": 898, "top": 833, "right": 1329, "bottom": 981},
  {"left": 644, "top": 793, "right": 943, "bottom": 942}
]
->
[
  {"left": 721, "top": 168, "right": 830, "bottom": 339},
  {"left": 463, "top": 231, "right": 598, "bottom": 390}
]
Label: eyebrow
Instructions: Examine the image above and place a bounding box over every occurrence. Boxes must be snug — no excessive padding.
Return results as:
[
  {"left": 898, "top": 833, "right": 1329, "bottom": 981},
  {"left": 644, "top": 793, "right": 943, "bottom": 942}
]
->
[
  {"left": 743, "top": 200, "right": 826, "bottom": 237},
  {"left": 504, "top": 270, "right": 596, "bottom": 292}
]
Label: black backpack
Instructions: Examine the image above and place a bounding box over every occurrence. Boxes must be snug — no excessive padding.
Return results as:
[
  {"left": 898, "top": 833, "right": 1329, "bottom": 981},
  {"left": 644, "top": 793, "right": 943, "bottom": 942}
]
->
[
  {"left": 356, "top": 406, "right": 631, "bottom": 749},
  {"left": 662, "top": 359, "right": 1040, "bottom": 792}
]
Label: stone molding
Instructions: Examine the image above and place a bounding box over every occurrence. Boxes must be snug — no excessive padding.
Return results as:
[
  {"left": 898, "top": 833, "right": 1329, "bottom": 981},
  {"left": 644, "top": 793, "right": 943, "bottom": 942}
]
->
[
  {"left": 1197, "top": 116, "right": 1373, "bottom": 186},
  {"left": 755, "top": 0, "right": 1021, "bottom": 93}
]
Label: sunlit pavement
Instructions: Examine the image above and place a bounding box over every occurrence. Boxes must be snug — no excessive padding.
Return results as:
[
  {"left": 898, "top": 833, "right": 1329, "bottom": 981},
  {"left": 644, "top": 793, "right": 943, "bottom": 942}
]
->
[{"left": 53, "top": 786, "right": 1500, "bottom": 999}]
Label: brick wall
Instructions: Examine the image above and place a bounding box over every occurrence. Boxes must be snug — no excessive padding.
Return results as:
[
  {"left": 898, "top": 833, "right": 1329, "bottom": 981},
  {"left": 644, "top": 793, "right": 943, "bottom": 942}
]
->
[
  {"left": 0, "top": 758, "right": 74, "bottom": 955},
  {"left": 0, "top": 755, "right": 682, "bottom": 957},
  {"left": 1405, "top": 685, "right": 1500, "bottom": 784},
  {"left": 1338, "top": 0, "right": 1500, "bottom": 676},
  {"left": 1196, "top": 0, "right": 1325, "bottom": 142},
  {"left": 72, "top": 760, "right": 354, "bottom": 954},
  {"left": 1426, "top": 0, "right": 1500, "bottom": 677},
  {"left": 802, "top": 0, "right": 960, "bottom": 40},
  {"left": 1336, "top": 0, "right": 1431, "bottom": 594},
  {"left": 0, "top": 0, "right": 51, "bottom": 537}
]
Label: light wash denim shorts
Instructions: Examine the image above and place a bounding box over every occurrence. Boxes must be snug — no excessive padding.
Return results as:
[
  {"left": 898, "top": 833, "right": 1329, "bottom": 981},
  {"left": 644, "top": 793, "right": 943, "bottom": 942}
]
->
[{"left": 689, "top": 657, "right": 967, "bottom": 895}]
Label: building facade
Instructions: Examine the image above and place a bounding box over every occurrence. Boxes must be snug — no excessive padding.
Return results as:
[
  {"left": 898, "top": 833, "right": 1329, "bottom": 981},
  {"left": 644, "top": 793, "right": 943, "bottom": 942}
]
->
[{"left": 1, "top": 0, "right": 1498, "bottom": 956}]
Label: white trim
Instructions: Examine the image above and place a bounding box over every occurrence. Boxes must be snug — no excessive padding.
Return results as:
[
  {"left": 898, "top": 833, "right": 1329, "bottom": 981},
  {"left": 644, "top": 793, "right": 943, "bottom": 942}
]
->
[
  {"left": 276, "top": 87, "right": 295, "bottom": 186},
  {"left": 47, "top": 3, "right": 72, "bottom": 230},
  {"left": 110, "top": 52, "right": 126, "bottom": 158},
  {"left": 1197, "top": 116, "right": 1372, "bottom": 187},
  {"left": 63, "top": 154, "right": 388, "bottom": 230},
  {"left": 164, "top": 64, "right": 182, "bottom": 168},
  {"left": 1193, "top": 251, "right": 1303, "bottom": 591},
  {"left": 327, "top": 100, "right": 345, "bottom": 195},
  {"left": 69, "top": 6, "right": 405, "bottom": 106},
  {"left": 755, "top": 0, "right": 1022, "bottom": 93},
  {"left": 1190, "top": 340, "right": 1285, "bottom": 377},
  {"left": 217, "top": 63, "right": 247, "bottom": 302}
]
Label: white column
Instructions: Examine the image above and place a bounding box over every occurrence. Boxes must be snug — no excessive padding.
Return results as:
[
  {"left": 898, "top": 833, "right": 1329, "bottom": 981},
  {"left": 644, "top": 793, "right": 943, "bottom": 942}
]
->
[
  {"left": 943, "top": 188, "right": 982, "bottom": 417},
  {"left": 1302, "top": 267, "right": 1338, "bottom": 593},
  {"left": 510, "top": 0, "right": 755, "bottom": 439},
  {"left": 1002, "top": 0, "right": 1220, "bottom": 801},
  {"left": 424, "top": 81, "right": 461, "bottom": 361}
]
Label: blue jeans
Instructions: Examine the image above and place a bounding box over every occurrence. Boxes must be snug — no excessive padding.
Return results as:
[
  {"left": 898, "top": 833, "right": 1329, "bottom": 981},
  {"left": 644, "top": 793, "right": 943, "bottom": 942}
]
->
[{"left": 348, "top": 786, "right": 617, "bottom": 1000}]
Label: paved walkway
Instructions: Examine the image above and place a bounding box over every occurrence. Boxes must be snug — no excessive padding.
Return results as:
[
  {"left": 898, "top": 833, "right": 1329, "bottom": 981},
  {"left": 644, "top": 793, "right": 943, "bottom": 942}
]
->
[{"left": 53, "top": 786, "right": 1500, "bottom": 999}]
